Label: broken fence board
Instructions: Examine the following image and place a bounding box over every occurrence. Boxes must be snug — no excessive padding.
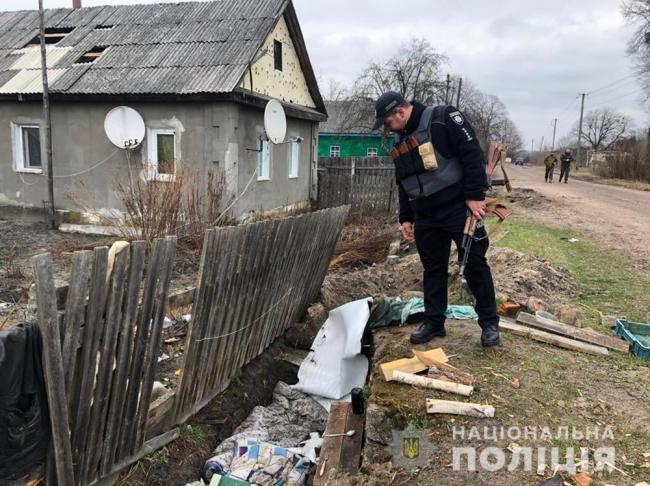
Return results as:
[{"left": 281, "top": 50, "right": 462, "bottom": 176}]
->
[
  {"left": 426, "top": 399, "right": 495, "bottom": 418},
  {"left": 32, "top": 253, "right": 76, "bottom": 486},
  {"left": 516, "top": 312, "right": 629, "bottom": 353},
  {"left": 500, "top": 319, "right": 609, "bottom": 356}
]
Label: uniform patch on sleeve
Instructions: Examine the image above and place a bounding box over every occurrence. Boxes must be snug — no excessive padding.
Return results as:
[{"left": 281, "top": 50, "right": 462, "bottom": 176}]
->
[{"left": 449, "top": 110, "right": 464, "bottom": 125}]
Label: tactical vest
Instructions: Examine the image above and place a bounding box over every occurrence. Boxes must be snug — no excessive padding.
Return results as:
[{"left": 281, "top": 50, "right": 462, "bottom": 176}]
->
[{"left": 390, "top": 106, "right": 463, "bottom": 200}]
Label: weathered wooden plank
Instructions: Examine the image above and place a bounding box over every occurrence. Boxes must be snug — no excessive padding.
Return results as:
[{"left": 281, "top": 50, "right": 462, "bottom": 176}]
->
[
  {"left": 32, "top": 253, "right": 76, "bottom": 486},
  {"left": 82, "top": 245, "right": 130, "bottom": 483},
  {"left": 314, "top": 402, "right": 349, "bottom": 485},
  {"left": 516, "top": 312, "right": 629, "bottom": 353},
  {"left": 134, "top": 236, "right": 177, "bottom": 451},
  {"left": 117, "top": 239, "right": 163, "bottom": 459},
  {"left": 500, "top": 319, "right": 609, "bottom": 357},
  {"left": 100, "top": 241, "right": 146, "bottom": 476},
  {"left": 61, "top": 250, "right": 93, "bottom": 400},
  {"left": 339, "top": 405, "right": 364, "bottom": 474},
  {"left": 71, "top": 246, "right": 109, "bottom": 476}
]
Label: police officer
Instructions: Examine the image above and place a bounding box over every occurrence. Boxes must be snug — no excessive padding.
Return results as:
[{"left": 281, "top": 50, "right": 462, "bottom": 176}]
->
[
  {"left": 371, "top": 91, "right": 500, "bottom": 347},
  {"left": 559, "top": 148, "right": 574, "bottom": 183},
  {"left": 543, "top": 152, "right": 558, "bottom": 183}
]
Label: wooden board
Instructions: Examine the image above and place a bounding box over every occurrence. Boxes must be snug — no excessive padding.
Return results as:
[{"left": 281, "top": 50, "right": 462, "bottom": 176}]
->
[
  {"left": 426, "top": 399, "right": 495, "bottom": 418},
  {"left": 500, "top": 319, "right": 609, "bottom": 357},
  {"left": 380, "top": 348, "right": 448, "bottom": 381},
  {"left": 314, "top": 402, "right": 349, "bottom": 485},
  {"left": 517, "top": 312, "right": 629, "bottom": 353},
  {"left": 339, "top": 405, "right": 365, "bottom": 474}
]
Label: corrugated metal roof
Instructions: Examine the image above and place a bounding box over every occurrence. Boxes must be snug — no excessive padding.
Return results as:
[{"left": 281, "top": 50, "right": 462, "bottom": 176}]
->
[{"left": 0, "top": 0, "right": 285, "bottom": 96}]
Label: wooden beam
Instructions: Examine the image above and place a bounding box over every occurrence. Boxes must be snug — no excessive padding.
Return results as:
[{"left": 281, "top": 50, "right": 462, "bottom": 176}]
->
[
  {"left": 392, "top": 370, "right": 473, "bottom": 397},
  {"left": 379, "top": 348, "right": 448, "bottom": 381},
  {"left": 516, "top": 313, "right": 629, "bottom": 353},
  {"left": 426, "top": 399, "right": 495, "bottom": 418},
  {"left": 314, "top": 402, "right": 349, "bottom": 485},
  {"left": 500, "top": 319, "right": 609, "bottom": 357}
]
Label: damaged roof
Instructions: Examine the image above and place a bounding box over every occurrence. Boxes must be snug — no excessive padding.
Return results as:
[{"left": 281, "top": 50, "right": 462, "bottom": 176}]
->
[{"left": 0, "top": 0, "right": 325, "bottom": 113}]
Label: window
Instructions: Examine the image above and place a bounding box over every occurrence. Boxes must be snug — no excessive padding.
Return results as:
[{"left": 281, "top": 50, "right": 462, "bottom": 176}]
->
[
  {"left": 329, "top": 145, "right": 340, "bottom": 157},
  {"left": 257, "top": 140, "right": 271, "bottom": 180},
  {"left": 76, "top": 46, "right": 108, "bottom": 64},
  {"left": 288, "top": 142, "right": 299, "bottom": 178},
  {"left": 367, "top": 147, "right": 378, "bottom": 157},
  {"left": 26, "top": 27, "right": 74, "bottom": 46},
  {"left": 147, "top": 128, "right": 176, "bottom": 181},
  {"left": 273, "top": 40, "right": 282, "bottom": 71},
  {"left": 13, "top": 123, "right": 42, "bottom": 173}
]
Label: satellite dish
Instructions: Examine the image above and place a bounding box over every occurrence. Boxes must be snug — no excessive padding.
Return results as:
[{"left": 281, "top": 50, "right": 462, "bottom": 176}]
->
[
  {"left": 104, "top": 106, "right": 146, "bottom": 149},
  {"left": 264, "top": 99, "right": 287, "bottom": 144}
]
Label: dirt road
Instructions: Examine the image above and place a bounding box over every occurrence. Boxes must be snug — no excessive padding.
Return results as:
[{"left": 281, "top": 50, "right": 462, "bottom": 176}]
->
[{"left": 507, "top": 164, "right": 650, "bottom": 269}]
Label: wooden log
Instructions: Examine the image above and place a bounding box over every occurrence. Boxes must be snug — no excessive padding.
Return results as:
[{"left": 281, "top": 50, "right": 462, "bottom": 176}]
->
[
  {"left": 392, "top": 370, "right": 474, "bottom": 397},
  {"left": 426, "top": 399, "right": 495, "bottom": 418},
  {"left": 516, "top": 312, "right": 629, "bottom": 353},
  {"left": 427, "top": 366, "right": 476, "bottom": 386},
  {"left": 499, "top": 319, "right": 610, "bottom": 357},
  {"left": 32, "top": 253, "right": 76, "bottom": 486}
]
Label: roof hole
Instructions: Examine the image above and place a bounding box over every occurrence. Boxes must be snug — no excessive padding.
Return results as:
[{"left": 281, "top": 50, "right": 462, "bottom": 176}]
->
[
  {"left": 94, "top": 24, "right": 114, "bottom": 30},
  {"left": 26, "top": 27, "right": 75, "bottom": 46},
  {"left": 76, "top": 46, "right": 108, "bottom": 63}
]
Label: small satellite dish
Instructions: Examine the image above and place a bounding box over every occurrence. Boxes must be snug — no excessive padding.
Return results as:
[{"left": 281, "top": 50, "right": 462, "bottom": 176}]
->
[
  {"left": 264, "top": 99, "right": 287, "bottom": 144},
  {"left": 104, "top": 106, "right": 146, "bottom": 149}
]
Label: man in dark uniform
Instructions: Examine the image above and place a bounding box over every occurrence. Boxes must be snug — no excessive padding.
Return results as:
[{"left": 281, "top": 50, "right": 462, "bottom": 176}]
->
[
  {"left": 371, "top": 91, "right": 500, "bottom": 347},
  {"left": 559, "top": 148, "right": 574, "bottom": 183},
  {"left": 543, "top": 152, "right": 558, "bottom": 183}
]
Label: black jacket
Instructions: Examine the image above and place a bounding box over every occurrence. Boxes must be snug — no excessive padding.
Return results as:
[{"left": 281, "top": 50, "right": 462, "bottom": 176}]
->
[{"left": 397, "top": 101, "right": 488, "bottom": 224}]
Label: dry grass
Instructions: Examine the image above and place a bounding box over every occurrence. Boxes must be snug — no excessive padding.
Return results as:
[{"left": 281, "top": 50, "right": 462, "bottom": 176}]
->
[{"left": 329, "top": 218, "right": 397, "bottom": 271}]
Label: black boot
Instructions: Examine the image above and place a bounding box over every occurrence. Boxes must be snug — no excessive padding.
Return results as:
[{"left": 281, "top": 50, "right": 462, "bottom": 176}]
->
[
  {"left": 410, "top": 322, "right": 446, "bottom": 344},
  {"left": 481, "top": 324, "right": 500, "bottom": 347}
]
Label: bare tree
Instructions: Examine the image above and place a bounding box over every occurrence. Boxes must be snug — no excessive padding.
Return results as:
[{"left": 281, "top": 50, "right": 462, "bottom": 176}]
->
[
  {"left": 571, "top": 109, "right": 632, "bottom": 150},
  {"left": 355, "top": 38, "right": 448, "bottom": 104},
  {"left": 623, "top": 1, "right": 650, "bottom": 97}
]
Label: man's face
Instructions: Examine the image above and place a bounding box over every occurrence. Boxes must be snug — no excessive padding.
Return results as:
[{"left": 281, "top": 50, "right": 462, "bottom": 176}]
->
[{"left": 383, "top": 106, "right": 410, "bottom": 133}]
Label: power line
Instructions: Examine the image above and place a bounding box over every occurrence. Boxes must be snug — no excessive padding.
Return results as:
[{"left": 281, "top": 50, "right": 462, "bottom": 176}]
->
[
  {"left": 587, "top": 88, "right": 647, "bottom": 109},
  {"left": 588, "top": 74, "right": 637, "bottom": 95},
  {"left": 588, "top": 77, "right": 638, "bottom": 100}
]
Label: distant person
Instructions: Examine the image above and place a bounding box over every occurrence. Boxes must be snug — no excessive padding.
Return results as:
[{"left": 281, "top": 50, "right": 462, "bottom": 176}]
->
[
  {"left": 559, "top": 149, "right": 574, "bottom": 183},
  {"left": 371, "top": 91, "right": 500, "bottom": 347},
  {"left": 543, "top": 152, "right": 558, "bottom": 183}
]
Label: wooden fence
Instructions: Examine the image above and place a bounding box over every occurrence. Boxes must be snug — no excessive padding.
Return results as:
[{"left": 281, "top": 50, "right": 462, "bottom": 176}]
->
[
  {"left": 32, "top": 237, "right": 178, "bottom": 486},
  {"left": 174, "top": 206, "right": 349, "bottom": 423},
  {"left": 317, "top": 157, "right": 396, "bottom": 215}
]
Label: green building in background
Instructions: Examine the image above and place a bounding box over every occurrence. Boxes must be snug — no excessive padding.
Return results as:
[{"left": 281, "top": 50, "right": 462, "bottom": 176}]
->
[{"left": 318, "top": 132, "right": 390, "bottom": 158}]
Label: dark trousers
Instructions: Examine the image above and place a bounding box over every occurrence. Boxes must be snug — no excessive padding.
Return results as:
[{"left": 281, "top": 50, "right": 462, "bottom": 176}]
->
[
  {"left": 414, "top": 217, "right": 499, "bottom": 330},
  {"left": 544, "top": 165, "right": 555, "bottom": 181},
  {"left": 559, "top": 163, "right": 570, "bottom": 182}
]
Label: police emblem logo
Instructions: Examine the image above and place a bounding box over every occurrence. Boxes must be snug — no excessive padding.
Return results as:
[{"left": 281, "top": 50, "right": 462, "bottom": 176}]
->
[
  {"left": 449, "top": 110, "right": 464, "bottom": 125},
  {"left": 403, "top": 437, "right": 420, "bottom": 459}
]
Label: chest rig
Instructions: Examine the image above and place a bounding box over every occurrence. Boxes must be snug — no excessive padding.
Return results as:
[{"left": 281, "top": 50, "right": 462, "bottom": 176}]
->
[{"left": 390, "top": 105, "right": 463, "bottom": 200}]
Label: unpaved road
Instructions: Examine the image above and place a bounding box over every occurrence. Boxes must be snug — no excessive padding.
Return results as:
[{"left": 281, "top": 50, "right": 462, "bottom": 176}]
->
[{"left": 508, "top": 164, "right": 650, "bottom": 270}]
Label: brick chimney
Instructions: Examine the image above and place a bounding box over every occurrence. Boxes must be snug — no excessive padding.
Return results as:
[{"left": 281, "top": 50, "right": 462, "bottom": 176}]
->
[{"left": 73, "top": 0, "right": 81, "bottom": 8}]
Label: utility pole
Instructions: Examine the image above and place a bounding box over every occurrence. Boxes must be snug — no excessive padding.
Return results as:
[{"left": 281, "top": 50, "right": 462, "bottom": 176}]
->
[
  {"left": 540, "top": 136, "right": 545, "bottom": 152},
  {"left": 551, "top": 118, "right": 558, "bottom": 151},
  {"left": 576, "top": 93, "right": 586, "bottom": 168},
  {"left": 445, "top": 74, "right": 451, "bottom": 104},
  {"left": 39, "top": 0, "right": 55, "bottom": 228},
  {"left": 531, "top": 139, "right": 534, "bottom": 153},
  {"left": 456, "top": 78, "right": 462, "bottom": 108}
]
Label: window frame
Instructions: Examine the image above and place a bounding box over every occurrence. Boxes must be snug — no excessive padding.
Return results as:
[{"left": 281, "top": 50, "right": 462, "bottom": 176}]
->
[
  {"left": 273, "top": 39, "right": 283, "bottom": 71},
  {"left": 146, "top": 128, "right": 177, "bottom": 182},
  {"left": 12, "top": 122, "right": 43, "bottom": 174},
  {"left": 329, "top": 145, "right": 341, "bottom": 157},
  {"left": 257, "top": 140, "right": 271, "bottom": 181},
  {"left": 288, "top": 141, "right": 299, "bottom": 179},
  {"left": 367, "top": 147, "right": 378, "bottom": 157}
]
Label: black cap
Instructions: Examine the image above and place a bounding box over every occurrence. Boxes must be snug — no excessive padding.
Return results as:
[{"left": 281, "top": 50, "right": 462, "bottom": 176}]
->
[{"left": 371, "top": 91, "right": 405, "bottom": 131}]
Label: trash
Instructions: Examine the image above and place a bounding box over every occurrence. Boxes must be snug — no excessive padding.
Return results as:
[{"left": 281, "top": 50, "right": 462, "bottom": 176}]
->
[
  {"left": 510, "top": 378, "right": 520, "bottom": 389},
  {"left": 158, "top": 353, "right": 170, "bottom": 363},
  {"left": 287, "top": 432, "right": 322, "bottom": 463},
  {"left": 497, "top": 299, "right": 521, "bottom": 317},
  {"left": 182, "top": 314, "right": 192, "bottom": 323},
  {"left": 571, "top": 471, "right": 593, "bottom": 486},
  {"left": 163, "top": 317, "right": 176, "bottom": 329},
  {"left": 201, "top": 438, "right": 310, "bottom": 485},
  {"left": 366, "top": 296, "right": 423, "bottom": 329},
  {"left": 151, "top": 381, "right": 167, "bottom": 401},
  {"left": 445, "top": 305, "right": 478, "bottom": 320},
  {"left": 174, "top": 369, "right": 181, "bottom": 377},
  {"left": 293, "top": 299, "right": 370, "bottom": 408}
]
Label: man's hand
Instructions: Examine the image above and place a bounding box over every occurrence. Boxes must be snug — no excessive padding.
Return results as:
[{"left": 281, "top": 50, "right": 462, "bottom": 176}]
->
[
  {"left": 400, "top": 221, "right": 414, "bottom": 241},
  {"left": 466, "top": 199, "right": 486, "bottom": 220}
]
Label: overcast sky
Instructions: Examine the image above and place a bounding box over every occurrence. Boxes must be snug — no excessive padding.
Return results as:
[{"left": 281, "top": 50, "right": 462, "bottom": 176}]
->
[{"left": 3, "top": 0, "right": 648, "bottom": 148}]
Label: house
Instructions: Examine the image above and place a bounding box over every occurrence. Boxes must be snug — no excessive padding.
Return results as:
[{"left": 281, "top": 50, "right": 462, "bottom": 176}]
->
[
  {"left": 318, "top": 99, "right": 390, "bottom": 158},
  {"left": 0, "top": 0, "right": 326, "bottom": 218}
]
